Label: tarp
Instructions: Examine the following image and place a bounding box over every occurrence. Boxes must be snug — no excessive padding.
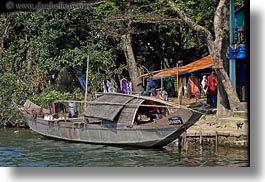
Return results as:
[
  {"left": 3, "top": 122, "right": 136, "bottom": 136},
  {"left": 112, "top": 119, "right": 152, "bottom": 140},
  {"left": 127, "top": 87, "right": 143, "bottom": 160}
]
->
[{"left": 152, "top": 55, "right": 212, "bottom": 80}]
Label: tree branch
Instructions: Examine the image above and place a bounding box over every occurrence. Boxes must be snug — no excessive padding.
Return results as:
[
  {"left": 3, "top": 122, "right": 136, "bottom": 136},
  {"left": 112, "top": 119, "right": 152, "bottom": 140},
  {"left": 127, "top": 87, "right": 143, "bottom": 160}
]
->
[{"left": 166, "top": 0, "right": 214, "bottom": 53}]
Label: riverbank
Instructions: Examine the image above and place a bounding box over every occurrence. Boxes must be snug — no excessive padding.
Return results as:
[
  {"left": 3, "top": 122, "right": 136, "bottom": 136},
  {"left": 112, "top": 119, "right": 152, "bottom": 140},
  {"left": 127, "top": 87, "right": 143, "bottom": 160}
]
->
[
  {"left": 185, "top": 113, "right": 248, "bottom": 148},
  {"left": 169, "top": 97, "right": 248, "bottom": 148}
]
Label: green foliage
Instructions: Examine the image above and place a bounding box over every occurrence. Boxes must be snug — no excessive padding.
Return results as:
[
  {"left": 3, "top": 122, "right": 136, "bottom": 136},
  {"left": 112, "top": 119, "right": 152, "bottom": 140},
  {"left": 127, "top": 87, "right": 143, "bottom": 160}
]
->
[
  {"left": 0, "top": 0, "right": 236, "bottom": 126},
  {"left": 31, "top": 90, "right": 71, "bottom": 106},
  {"left": 235, "top": 0, "right": 245, "bottom": 8},
  {"left": 0, "top": 8, "right": 126, "bottom": 126},
  {"left": 174, "top": 0, "right": 218, "bottom": 28},
  {"left": 0, "top": 72, "right": 33, "bottom": 124}
]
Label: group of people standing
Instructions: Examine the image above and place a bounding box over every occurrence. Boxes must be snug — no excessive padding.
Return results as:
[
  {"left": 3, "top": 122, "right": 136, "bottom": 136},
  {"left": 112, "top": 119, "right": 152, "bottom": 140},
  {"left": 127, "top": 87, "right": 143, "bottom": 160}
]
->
[
  {"left": 102, "top": 71, "right": 218, "bottom": 108},
  {"left": 145, "top": 76, "right": 168, "bottom": 101},
  {"left": 187, "top": 71, "right": 218, "bottom": 108},
  {"left": 102, "top": 76, "right": 132, "bottom": 94},
  {"left": 120, "top": 77, "right": 132, "bottom": 94}
]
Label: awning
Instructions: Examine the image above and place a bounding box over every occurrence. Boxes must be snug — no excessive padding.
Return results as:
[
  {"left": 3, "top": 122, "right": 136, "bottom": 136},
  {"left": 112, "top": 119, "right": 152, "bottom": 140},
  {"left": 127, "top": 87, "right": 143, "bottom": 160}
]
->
[{"left": 152, "top": 55, "right": 213, "bottom": 80}]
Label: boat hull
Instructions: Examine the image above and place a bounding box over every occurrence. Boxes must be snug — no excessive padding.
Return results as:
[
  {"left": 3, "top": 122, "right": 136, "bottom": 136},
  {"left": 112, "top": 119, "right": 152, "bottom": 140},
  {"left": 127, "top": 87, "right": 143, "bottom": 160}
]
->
[
  {"left": 22, "top": 114, "right": 187, "bottom": 148},
  {"left": 14, "top": 95, "right": 203, "bottom": 148}
]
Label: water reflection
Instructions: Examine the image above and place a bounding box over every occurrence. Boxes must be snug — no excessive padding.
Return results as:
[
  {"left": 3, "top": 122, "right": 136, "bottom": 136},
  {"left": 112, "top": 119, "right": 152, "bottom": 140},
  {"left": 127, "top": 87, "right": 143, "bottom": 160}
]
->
[{"left": 0, "top": 128, "right": 249, "bottom": 167}]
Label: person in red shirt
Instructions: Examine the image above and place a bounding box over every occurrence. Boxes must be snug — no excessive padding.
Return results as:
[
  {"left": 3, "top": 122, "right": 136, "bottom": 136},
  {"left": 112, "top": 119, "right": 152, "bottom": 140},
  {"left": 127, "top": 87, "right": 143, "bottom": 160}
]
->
[
  {"left": 149, "top": 88, "right": 163, "bottom": 113},
  {"left": 204, "top": 71, "right": 218, "bottom": 108}
]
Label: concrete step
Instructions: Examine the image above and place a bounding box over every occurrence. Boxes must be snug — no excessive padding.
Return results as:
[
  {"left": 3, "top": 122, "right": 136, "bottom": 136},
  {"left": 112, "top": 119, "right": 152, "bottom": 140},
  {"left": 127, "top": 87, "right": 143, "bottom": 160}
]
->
[
  {"left": 233, "top": 111, "right": 248, "bottom": 118},
  {"left": 218, "top": 117, "right": 247, "bottom": 122}
]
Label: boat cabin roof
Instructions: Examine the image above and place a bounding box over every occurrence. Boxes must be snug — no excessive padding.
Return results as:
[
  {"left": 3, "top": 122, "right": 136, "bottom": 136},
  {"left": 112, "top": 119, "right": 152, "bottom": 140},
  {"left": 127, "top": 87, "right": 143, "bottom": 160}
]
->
[{"left": 83, "top": 93, "right": 168, "bottom": 126}]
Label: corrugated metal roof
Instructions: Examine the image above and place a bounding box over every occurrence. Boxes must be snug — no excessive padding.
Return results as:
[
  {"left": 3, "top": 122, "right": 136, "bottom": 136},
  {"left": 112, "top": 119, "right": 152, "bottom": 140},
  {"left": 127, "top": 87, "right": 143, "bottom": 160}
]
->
[
  {"left": 115, "top": 97, "right": 145, "bottom": 125},
  {"left": 83, "top": 94, "right": 134, "bottom": 121}
]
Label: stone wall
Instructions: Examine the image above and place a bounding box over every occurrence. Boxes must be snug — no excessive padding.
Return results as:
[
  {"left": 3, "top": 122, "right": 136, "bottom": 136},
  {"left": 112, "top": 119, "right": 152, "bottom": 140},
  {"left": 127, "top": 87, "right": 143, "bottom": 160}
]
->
[{"left": 185, "top": 113, "right": 248, "bottom": 148}]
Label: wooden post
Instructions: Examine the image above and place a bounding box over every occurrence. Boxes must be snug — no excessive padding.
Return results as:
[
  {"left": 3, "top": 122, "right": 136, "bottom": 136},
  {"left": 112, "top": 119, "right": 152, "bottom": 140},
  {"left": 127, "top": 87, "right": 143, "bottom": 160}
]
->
[
  {"left": 176, "top": 63, "right": 179, "bottom": 104},
  {"left": 178, "top": 136, "right": 182, "bottom": 150},
  {"left": 183, "top": 130, "right": 187, "bottom": 150},
  {"left": 176, "top": 61, "right": 183, "bottom": 105},
  {"left": 84, "top": 56, "right": 89, "bottom": 110},
  {"left": 215, "top": 131, "right": 218, "bottom": 151},
  {"left": 199, "top": 131, "right": 202, "bottom": 145},
  {"left": 161, "top": 76, "right": 163, "bottom": 90},
  {"left": 178, "top": 80, "right": 182, "bottom": 105}
]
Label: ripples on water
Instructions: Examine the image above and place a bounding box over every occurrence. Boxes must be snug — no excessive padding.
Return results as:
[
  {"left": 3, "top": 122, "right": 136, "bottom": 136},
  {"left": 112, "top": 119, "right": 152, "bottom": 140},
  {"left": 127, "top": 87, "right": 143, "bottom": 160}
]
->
[{"left": 0, "top": 128, "right": 249, "bottom": 167}]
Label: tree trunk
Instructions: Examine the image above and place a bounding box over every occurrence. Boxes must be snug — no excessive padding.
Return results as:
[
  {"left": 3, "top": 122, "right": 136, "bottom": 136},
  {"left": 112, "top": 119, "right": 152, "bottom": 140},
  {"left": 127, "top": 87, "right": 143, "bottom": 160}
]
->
[
  {"left": 121, "top": 34, "right": 143, "bottom": 93},
  {"left": 211, "top": 0, "right": 242, "bottom": 112},
  {"left": 166, "top": 0, "right": 242, "bottom": 114},
  {"left": 214, "top": 64, "right": 242, "bottom": 111}
]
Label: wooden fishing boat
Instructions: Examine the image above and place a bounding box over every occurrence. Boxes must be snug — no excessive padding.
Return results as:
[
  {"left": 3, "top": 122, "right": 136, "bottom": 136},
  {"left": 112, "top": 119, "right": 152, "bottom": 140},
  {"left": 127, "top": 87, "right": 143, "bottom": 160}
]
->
[{"left": 13, "top": 93, "right": 203, "bottom": 148}]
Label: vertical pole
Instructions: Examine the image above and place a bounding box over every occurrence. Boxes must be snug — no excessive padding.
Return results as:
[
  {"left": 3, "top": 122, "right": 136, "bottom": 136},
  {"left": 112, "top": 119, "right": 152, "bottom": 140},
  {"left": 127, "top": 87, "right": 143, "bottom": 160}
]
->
[
  {"left": 161, "top": 76, "right": 163, "bottom": 90},
  {"left": 177, "top": 78, "right": 182, "bottom": 105},
  {"left": 176, "top": 63, "right": 179, "bottom": 104},
  {"left": 183, "top": 131, "right": 187, "bottom": 151},
  {"left": 199, "top": 131, "right": 202, "bottom": 145},
  {"left": 84, "top": 56, "right": 89, "bottom": 110},
  {"left": 215, "top": 131, "right": 218, "bottom": 152},
  {"left": 178, "top": 136, "right": 182, "bottom": 150},
  {"left": 229, "top": 0, "right": 236, "bottom": 89}
]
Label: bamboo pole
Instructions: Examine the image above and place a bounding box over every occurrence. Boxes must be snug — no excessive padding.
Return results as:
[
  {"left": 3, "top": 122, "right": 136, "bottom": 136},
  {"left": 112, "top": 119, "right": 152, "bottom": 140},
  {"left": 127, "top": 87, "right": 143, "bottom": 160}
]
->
[
  {"left": 139, "top": 68, "right": 172, "bottom": 78},
  {"left": 161, "top": 76, "right": 163, "bottom": 90},
  {"left": 55, "top": 100, "right": 176, "bottom": 109},
  {"left": 89, "top": 102, "right": 174, "bottom": 108},
  {"left": 176, "top": 63, "right": 179, "bottom": 104},
  {"left": 199, "top": 131, "right": 202, "bottom": 145},
  {"left": 183, "top": 131, "right": 187, "bottom": 150},
  {"left": 55, "top": 100, "right": 90, "bottom": 103},
  {"left": 94, "top": 92, "right": 205, "bottom": 114},
  {"left": 215, "top": 131, "right": 218, "bottom": 151},
  {"left": 84, "top": 56, "right": 89, "bottom": 110},
  {"left": 178, "top": 82, "right": 182, "bottom": 105}
]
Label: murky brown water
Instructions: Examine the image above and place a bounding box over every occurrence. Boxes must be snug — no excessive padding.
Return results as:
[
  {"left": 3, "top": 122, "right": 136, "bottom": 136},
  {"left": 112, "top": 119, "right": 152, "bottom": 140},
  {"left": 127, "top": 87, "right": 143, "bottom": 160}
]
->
[{"left": 0, "top": 128, "right": 249, "bottom": 167}]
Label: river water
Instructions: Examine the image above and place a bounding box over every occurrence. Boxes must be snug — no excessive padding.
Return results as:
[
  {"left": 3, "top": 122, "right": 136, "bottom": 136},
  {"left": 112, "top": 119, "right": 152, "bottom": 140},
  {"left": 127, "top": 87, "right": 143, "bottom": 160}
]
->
[{"left": 0, "top": 128, "right": 249, "bottom": 167}]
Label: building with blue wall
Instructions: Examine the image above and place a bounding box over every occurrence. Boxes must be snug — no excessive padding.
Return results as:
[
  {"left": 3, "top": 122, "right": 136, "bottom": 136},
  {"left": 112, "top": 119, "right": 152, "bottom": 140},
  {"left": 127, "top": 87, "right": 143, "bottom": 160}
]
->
[{"left": 229, "top": 5, "right": 247, "bottom": 102}]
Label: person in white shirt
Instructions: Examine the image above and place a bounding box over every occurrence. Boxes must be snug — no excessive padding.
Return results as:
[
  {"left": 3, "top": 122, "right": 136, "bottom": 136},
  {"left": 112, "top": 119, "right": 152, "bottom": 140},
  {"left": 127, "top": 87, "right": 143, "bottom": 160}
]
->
[{"left": 201, "top": 75, "right": 207, "bottom": 96}]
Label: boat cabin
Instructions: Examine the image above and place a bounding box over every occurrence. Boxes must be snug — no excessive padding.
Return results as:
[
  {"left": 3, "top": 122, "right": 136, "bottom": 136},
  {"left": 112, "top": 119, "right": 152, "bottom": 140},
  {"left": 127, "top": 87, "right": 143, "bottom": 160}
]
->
[
  {"left": 82, "top": 94, "right": 170, "bottom": 128},
  {"left": 21, "top": 93, "right": 194, "bottom": 130}
]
